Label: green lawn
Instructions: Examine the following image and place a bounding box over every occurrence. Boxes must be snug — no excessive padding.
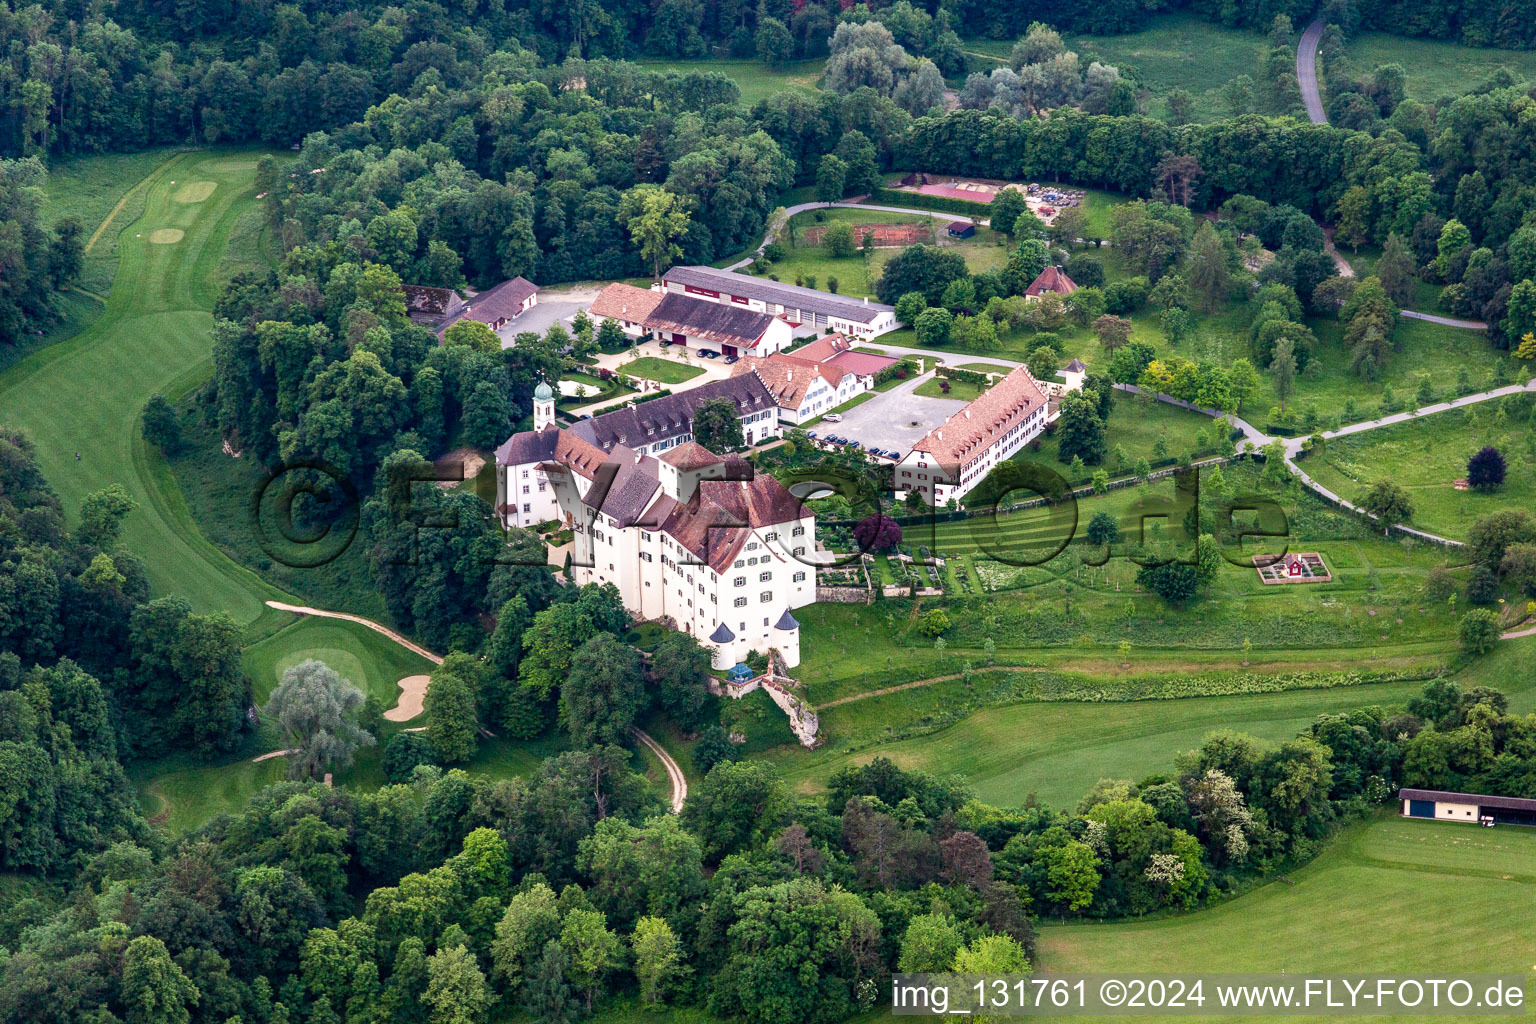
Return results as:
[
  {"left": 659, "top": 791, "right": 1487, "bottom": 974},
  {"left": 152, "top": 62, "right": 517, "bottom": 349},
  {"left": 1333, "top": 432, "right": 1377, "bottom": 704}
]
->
[
  {"left": 1041, "top": 816, "right": 1536, "bottom": 1003},
  {"left": 617, "top": 356, "right": 705, "bottom": 384},
  {"left": 966, "top": 14, "right": 1268, "bottom": 123},
  {"left": 0, "top": 149, "right": 293, "bottom": 630},
  {"left": 634, "top": 57, "right": 826, "bottom": 105},
  {"left": 1305, "top": 398, "right": 1536, "bottom": 542},
  {"left": 914, "top": 376, "right": 987, "bottom": 400},
  {"left": 1344, "top": 31, "right": 1536, "bottom": 102},
  {"left": 242, "top": 614, "right": 436, "bottom": 707},
  {"left": 765, "top": 675, "right": 1444, "bottom": 807}
]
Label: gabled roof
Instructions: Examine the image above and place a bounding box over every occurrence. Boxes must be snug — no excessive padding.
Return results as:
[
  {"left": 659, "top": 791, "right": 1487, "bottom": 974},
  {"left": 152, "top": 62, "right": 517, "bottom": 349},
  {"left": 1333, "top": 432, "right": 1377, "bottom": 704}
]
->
[
  {"left": 579, "top": 446, "right": 661, "bottom": 527},
  {"left": 569, "top": 374, "right": 776, "bottom": 452},
  {"left": 660, "top": 476, "right": 806, "bottom": 573},
  {"left": 659, "top": 441, "right": 725, "bottom": 471},
  {"left": 589, "top": 282, "right": 662, "bottom": 323},
  {"left": 663, "top": 265, "right": 895, "bottom": 324},
  {"left": 910, "top": 364, "right": 1049, "bottom": 466},
  {"left": 790, "top": 333, "right": 855, "bottom": 363},
  {"left": 495, "top": 425, "right": 607, "bottom": 480},
  {"left": 1024, "top": 266, "right": 1077, "bottom": 297},
  {"left": 825, "top": 349, "right": 899, "bottom": 377},
  {"left": 731, "top": 353, "right": 849, "bottom": 411},
  {"left": 647, "top": 292, "right": 774, "bottom": 346}
]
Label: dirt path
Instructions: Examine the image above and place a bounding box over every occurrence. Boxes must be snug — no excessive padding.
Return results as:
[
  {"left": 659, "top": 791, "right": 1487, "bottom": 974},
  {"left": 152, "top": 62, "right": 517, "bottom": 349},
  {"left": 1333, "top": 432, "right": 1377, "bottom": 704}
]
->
[
  {"left": 251, "top": 748, "right": 295, "bottom": 762},
  {"left": 632, "top": 727, "right": 687, "bottom": 813},
  {"left": 265, "top": 601, "right": 445, "bottom": 664}
]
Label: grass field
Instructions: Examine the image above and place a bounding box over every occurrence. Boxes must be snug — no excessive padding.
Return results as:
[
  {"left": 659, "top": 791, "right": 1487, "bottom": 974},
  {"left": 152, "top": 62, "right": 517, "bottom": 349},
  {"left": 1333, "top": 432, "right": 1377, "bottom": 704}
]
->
[
  {"left": 1041, "top": 816, "right": 1536, "bottom": 1014},
  {"left": 965, "top": 14, "right": 1267, "bottom": 123},
  {"left": 0, "top": 149, "right": 293, "bottom": 629},
  {"left": 635, "top": 57, "right": 826, "bottom": 105},
  {"left": 243, "top": 615, "right": 436, "bottom": 707},
  {"left": 617, "top": 356, "right": 705, "bottom": 384},
  {"left": 1305, "top": 398, "right": 1536, "bottom": 542},
  {"left": 1344, "top": 32, "right": 1536, "bottom": 102}
]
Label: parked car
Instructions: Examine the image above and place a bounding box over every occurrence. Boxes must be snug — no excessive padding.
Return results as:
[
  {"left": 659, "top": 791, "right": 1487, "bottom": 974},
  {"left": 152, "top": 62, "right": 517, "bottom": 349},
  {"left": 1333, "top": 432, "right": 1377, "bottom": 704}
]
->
[
  {"left": 724, "top": 354, "right": 738, "bottom": 364},
  {"left": 807, "top": 431, "right": 817, "bottom": 439},
  {"left": 823, "top": 412, "right": 842, "bottom": 422},
  {"left": 699, "top": 349, "right": 719, "bottom": 359}
]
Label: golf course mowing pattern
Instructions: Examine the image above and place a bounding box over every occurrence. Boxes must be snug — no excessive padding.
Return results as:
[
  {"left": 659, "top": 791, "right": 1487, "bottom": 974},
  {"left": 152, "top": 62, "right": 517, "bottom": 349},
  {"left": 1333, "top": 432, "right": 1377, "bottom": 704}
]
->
[
  {"left": 173, "top": 181, "right": 217, "bottom": 203},
  {"left": 1040, "top": 817, "right": 1536, "bottom": 1014},
  {"left": 0, "top": 149, "right": 287, "bottom": 626},
  {"left": 766, "top": 675, "right": 1444, "bottom": 808},
  {"left": 243, "top": 615, "right": 436, "bottom": 707}
]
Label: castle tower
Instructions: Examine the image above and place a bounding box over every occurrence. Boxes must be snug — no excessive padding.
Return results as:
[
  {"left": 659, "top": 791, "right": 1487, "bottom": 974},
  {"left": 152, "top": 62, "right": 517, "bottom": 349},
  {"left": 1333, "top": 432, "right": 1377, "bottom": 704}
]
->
[{"left": 533, "top": 380, "right": 555, "bottom": 431}]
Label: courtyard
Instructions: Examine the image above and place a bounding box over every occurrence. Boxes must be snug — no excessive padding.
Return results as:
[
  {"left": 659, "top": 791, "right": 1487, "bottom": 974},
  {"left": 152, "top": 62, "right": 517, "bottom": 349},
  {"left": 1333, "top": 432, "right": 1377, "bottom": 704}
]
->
[{"left": 814, "top": 374, "right": 966, "bottom": 455}]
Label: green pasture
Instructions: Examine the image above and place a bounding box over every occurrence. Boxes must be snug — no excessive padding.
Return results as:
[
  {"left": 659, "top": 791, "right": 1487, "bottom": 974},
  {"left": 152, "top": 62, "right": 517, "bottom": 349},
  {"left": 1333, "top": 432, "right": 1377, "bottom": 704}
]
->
[
  {"left": 1344, "top": 32, "right": 1536, "bottom": 102},
  {"left": 964, "top": 14, "right": 1268, "bottom": 124},
  {"left": 1040, "top": 816, "right": 1536, "bottom": 1018},
  {"left": 634, "top": 57, "right": 827, "bottom": 105},
  {"left": 617, "top": 356, "right": 705, "bottom": 384},
  {"left": 1304, "top": 399, "right": 1536, "bottom": 543}
]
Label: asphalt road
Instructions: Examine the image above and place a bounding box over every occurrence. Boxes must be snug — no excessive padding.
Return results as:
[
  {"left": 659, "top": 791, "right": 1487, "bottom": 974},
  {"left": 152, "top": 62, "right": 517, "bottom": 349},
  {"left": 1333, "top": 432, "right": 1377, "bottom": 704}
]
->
[{"left": 1297, "top": 18, "right": 1328, "bottom": 124}]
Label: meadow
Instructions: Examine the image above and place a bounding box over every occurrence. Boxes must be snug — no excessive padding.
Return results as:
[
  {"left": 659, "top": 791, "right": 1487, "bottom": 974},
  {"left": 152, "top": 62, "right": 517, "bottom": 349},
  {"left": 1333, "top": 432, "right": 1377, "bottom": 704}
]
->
[
  {"left": 1344, "top": 32, "right": 1536, "bottom": 102},
  {"left": 634, "top": 56, "right": 827, "bottom": 105},
  {"left": 964, "top": 14, "right": 1268, "bottom": 123},
  {"left": 1040, "top": 816, "right": 1536, "bottom": 1018},
  {"left": 1305, "top": 397, "right": 1536, "bottom": 542}
]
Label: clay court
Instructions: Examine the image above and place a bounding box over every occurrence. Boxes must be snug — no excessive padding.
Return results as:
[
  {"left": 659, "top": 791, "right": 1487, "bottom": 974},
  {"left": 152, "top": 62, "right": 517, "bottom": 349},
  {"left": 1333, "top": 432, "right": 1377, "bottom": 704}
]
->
[{"left": 800, "top": 222, "right": 934, "bottom": 246}]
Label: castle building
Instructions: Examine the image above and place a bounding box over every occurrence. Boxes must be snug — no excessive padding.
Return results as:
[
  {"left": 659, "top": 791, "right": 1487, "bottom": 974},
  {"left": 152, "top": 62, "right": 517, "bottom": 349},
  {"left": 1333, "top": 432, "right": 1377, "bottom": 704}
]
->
[
  {"left": 495, "top": 382, "right": 813, "bottom": 669},
  {"left": 895, "top": 364, "right": 1052, "bottom": 505}
]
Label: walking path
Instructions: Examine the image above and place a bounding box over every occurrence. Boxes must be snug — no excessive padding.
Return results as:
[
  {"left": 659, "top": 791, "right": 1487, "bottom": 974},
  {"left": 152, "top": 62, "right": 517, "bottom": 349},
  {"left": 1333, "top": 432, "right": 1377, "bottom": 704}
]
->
[
  {"left": 1401, "top": 310, "right": 1488, "bottom": 330},
  {"left": 726, "top": 200, "right": 987, "bottom": 270},
  {"left": 632, "top": 727, "right": 687, "bottom": 813},
  {"left": 260, "top": 601, "right": 689, "bottom": 810},
  {"left": 265, "top": 601, "right": 445, "bottom": 664}
]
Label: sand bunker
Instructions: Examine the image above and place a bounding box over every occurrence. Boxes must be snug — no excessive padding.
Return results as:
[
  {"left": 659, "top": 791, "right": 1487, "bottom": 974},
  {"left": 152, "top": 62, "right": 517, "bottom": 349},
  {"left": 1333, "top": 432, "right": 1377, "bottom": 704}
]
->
[
  {"left": 174, "top": 181, "right": 217, "bottom": 203},
  {"left": 149, "top": 228, "right": 184, "bottom": 244},
  {"left": 385, "top": 674, "right": 430, "bottom": 721}
]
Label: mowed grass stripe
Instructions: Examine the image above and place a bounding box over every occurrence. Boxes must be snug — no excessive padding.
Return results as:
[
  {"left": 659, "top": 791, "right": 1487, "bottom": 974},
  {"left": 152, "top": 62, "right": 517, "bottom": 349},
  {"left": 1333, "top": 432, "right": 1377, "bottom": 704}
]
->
[
  {"left": 0, "top": 150, "right": 284, "bottom": 625},
  {"left": 1039, "top": 818, "right": 1536, "bottom": 1019}
]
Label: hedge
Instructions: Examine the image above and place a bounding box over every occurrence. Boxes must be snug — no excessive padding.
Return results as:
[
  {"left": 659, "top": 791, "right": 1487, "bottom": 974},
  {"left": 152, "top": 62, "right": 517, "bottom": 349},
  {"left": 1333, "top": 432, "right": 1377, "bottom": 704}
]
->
[{"left": 866, "top": 187, "right": 992, "bottom": 218}]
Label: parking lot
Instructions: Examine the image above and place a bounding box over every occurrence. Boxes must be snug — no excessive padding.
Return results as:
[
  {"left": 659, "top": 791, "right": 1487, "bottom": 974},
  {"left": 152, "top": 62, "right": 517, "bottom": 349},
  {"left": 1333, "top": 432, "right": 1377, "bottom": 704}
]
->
[{"left": 810, "top": 375, "right": 966, "bottom": 458}]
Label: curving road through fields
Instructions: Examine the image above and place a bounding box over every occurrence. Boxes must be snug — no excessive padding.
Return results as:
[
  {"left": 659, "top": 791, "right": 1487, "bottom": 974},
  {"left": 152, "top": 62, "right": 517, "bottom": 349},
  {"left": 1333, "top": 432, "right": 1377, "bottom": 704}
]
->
[{"left": 1297, "top": 18, "right": 1329, "bottom": 124}]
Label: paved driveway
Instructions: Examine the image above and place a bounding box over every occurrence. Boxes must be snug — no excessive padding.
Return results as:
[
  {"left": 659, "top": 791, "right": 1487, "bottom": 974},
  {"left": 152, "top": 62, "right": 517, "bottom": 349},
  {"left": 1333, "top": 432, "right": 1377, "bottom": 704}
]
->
[
  {"left": 819, "top": 374, "right": 966, "bottom": 455},
  {"left": 495, "top": 284, "right": 605, "bottom": 346}
]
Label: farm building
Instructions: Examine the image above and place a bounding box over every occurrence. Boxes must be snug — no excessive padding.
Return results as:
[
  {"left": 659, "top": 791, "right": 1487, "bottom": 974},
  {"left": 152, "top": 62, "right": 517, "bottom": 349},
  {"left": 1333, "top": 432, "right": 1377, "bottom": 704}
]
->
[
  {"left": 588, "top": 282, "right": 663, "bottom": 336},
  {"left": 662, "top": 265, "right": 899, "bottom": 338},
  {"left": 1399, "top": 788, "right": 1536, "bottom": 827},
  {"left": 946, "top": 221, "right": 975, "bottom": 238},
  {"left": 434, "top": 276, "right": 539, "bottom": 336}
]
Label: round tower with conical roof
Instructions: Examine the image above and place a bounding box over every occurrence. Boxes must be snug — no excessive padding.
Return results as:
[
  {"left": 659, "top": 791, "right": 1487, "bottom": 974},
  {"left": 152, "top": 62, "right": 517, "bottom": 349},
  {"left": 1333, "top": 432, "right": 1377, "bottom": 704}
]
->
[{"left": 533, "top": 380, "right": 555, "bottom": 431}]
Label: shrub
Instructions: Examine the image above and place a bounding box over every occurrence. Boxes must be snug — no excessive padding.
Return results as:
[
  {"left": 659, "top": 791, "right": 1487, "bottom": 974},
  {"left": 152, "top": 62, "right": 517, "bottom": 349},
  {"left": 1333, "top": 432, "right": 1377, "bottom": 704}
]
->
[
  {"left": 383, "top": 732, "right": 439, "bottom": 782},
  {"left": 918, "top": 608, "right": 951, "bottom": 636},
  {"left": 1458, "top": 608, "right": 1501, "bottom": 655}
]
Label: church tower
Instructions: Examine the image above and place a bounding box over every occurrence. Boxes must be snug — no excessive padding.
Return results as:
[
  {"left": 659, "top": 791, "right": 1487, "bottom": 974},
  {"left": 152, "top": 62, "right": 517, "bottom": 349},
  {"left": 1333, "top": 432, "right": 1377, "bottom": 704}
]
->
[{"left": 533, "top": 380, "right": 555, "bottom": 431}]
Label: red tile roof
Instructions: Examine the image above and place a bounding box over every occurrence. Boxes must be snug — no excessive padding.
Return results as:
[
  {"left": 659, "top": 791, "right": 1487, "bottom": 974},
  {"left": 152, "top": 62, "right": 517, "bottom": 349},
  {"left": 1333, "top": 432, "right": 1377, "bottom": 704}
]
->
[
  {"left": 589, "top": 282, "right": 662, "bottom": 323},
  {"left": 910, "top": 364, "right": 1048, "bottom": 466},
  {"left": 1024, "top": 266, "right": 1077, "bottom": 297}
]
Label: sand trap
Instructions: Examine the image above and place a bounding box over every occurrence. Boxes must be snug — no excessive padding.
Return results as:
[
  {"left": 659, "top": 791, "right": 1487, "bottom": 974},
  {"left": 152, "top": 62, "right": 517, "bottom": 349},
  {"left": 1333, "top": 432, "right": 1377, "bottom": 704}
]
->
[
  {"left": 149, "top": 228, "right": 184, "bottom": 244},
  {"left": 174, "top": 181, "right": 217, "bottom": 203},
  {"left": 385, "top": 674, "right": 430, "bottom": 721}
]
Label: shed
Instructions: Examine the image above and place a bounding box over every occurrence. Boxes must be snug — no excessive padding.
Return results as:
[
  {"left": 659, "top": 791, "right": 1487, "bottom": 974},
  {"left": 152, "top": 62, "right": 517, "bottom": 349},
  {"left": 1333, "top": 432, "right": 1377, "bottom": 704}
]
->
[
  {"left": 946, "top": 221, "right": 975, "bottom": 239},
  {"left": 1399, "top": 788, "right": 1536, "bottom": 827}
]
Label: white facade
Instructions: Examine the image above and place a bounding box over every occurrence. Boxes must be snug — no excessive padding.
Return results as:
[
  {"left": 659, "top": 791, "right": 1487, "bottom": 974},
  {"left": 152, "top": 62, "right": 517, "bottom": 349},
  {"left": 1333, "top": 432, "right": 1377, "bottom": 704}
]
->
[
  {"left": 897, "top": 365, "right": 1053, "bottom": 506},
  {"left": 663, "top": 266, "right": 900, "bottom": 339},
  {"left": 658, "top": 315, "right": 794, "bottom": 358}
]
